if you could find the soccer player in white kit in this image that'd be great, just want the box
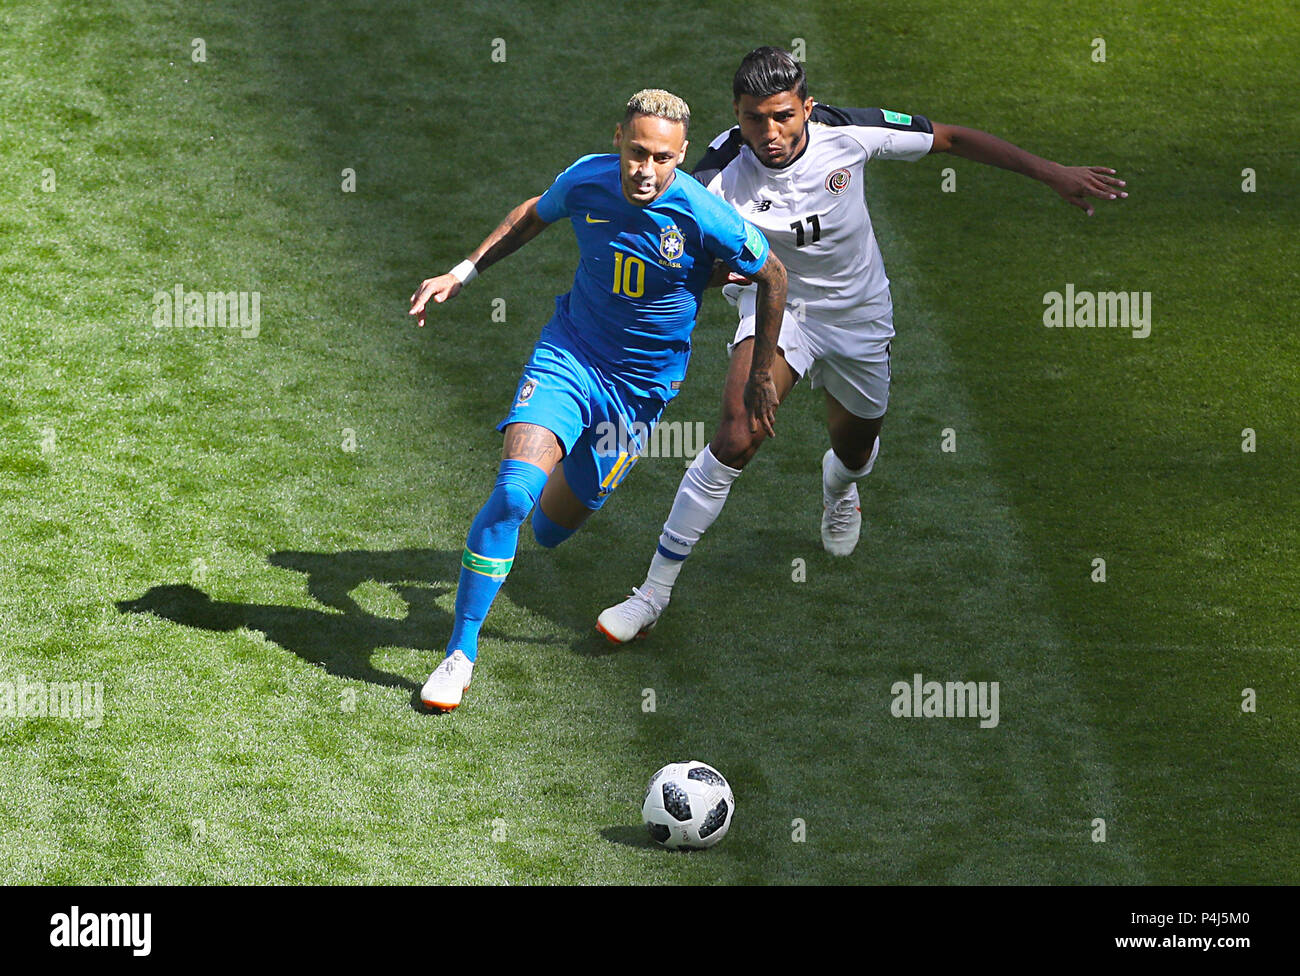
[597,47,1127,642]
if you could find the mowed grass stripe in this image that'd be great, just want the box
[810,1,1146,880]
[0,0,613,884]
[823,0,1299,881]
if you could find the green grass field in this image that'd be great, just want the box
[1,0,1296,884]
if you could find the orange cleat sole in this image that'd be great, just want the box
[595,621,652,644]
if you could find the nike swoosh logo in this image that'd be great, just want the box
[585,214,611,223]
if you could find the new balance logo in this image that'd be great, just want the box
[751,200,773,212]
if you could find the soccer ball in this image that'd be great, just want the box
[641,760,734,850]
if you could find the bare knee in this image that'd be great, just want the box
[826,402,884,470]
[710,417,765,469]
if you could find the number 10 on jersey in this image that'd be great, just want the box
[612,251,645,297]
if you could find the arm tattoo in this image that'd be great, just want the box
[749,254,787,376]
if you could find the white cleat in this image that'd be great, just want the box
[421,649,474,711]
[821,449,862,556]
[596,586,665,644]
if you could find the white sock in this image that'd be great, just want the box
[824,437,880,494]
[642,445,742,604]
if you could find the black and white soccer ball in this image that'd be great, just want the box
[642,761,734,850]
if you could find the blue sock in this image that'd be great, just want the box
[531,505,578,549]
[447,459,549,662]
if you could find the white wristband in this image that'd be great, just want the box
[449,259,478,285]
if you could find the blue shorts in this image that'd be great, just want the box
[496,325,667,510]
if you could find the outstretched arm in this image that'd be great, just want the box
[930,123,1127,217]
[409,196,551,326]
[742,252,788,438]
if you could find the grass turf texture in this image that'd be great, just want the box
[0,0,1295,883]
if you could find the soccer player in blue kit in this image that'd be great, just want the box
[408,89,787,710]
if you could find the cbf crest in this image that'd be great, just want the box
[515,377,537,407]
[658,224,685,262]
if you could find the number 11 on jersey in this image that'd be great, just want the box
[790,214,822,247]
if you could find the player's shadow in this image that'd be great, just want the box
[115,548,572,705]
[601,825,657,849]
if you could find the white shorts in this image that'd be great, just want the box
[725,285,893,420]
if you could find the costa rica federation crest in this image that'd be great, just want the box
[825,168,852,195]
[658,225,685,261]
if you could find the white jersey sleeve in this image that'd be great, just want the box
[808,104,935,160]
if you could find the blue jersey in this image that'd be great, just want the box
[534,154,769,401]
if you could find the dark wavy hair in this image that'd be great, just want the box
[733,46,807,101]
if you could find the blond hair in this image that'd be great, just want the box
[623,88,690,136]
